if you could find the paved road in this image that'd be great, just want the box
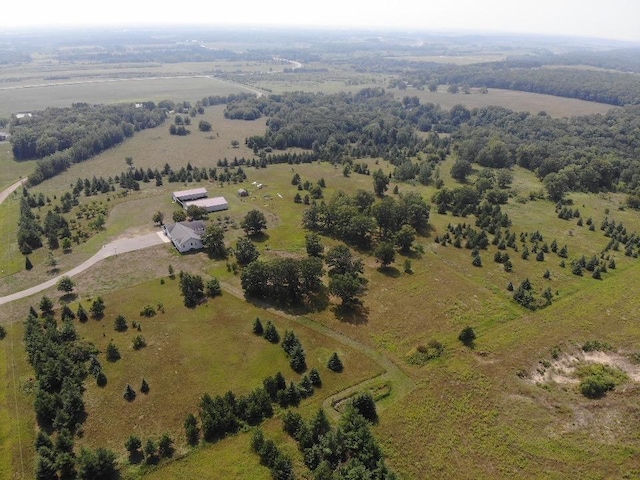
[0,232,169,306]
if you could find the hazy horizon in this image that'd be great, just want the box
[2,0,640,43]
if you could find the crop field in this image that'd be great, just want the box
[395,86,616,117]
[0,77,258,118]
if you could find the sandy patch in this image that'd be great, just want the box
[529,349,640,385]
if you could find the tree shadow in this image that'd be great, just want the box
[462,340,476,350]
[417,223,435,238]
[128,451,144,465]
[332,302,369,325]
[60,293,77,303]
[377,266,400,278]
[250,232,270,243]
[307,290,330,312]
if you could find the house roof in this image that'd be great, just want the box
[165,220,205,249]
[172,187,208,199]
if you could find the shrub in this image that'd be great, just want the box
[132,335,147,350]
[114,315,127,332]
[140,304,156,317]
[458,326,476,346]
[577,364,626,399]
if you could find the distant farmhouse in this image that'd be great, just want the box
[163,220,206,253]
[0,132,7,142]
[172,187,228,213]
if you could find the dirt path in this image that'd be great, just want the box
[0,178,27,204]
[219,280,415,419]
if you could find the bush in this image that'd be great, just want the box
[140,304,156,317]
[458,326,476,346]
[577,363,626,398]
[132,335,146,350]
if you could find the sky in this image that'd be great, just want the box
[2,0,640,43]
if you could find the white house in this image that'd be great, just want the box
[163,220,206,253]
[184,196,228,213]
[172,187,208,204]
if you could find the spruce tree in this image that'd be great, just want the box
[327,352,344,372]
[253,317,263,335]
[123,384,136,401]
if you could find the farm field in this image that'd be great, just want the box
[393,86,616,117]
[0,77,260,118]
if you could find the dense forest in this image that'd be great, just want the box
[227,90,640,200]
[9,103,167,185]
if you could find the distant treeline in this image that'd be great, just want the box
[411,64,640,106]
[227,88,640,198]
[506,48,640,74]
[8,103,167,185]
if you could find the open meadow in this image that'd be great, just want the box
[2,39,640,479]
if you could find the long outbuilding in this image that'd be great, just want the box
[172,187,208,204]
[184,196,229,213]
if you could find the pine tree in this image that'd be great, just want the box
[123,384,136,401]
[140,378,149,393]
[253,317,263,335]
[25,256,33,270]
[327,352,343,372]
[77,304,88,322]
[309,368,322,387]
[263,321,280,343]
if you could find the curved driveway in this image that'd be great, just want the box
[0,232,169,306]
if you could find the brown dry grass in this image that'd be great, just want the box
[394,85,616,117]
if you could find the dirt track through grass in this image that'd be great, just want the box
[219,280,415,420]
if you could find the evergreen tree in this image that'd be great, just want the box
[140,378,149,393]
[351,392,378,423]
[123,384,136,401]
[309,368,322,387]
[328,352,344,372]
[253,317,264,335]
[25,256,33,270]
[264,321,280,343]
[184,413,200,446]
[77,304,88,322]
